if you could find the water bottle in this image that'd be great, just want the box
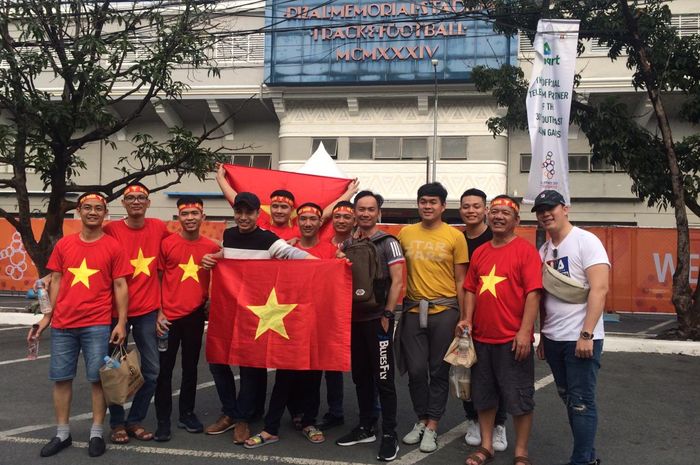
[27,324,40,360]
[36,280,52,314]
[158,320,169,352]
[103,355,121,369]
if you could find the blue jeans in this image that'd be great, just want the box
[49,325,110,383]
[109,310,160,428]
[542,336,603,465]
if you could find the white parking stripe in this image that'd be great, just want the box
[0,325,29,331]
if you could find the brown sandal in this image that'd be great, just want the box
[125,424,154,441]
[110,426,129,444]
[465,446,494,465]
[514,457,532,465]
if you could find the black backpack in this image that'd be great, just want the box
[344,233,395,310]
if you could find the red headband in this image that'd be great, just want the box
[124,185,149,196]
[297,206,321,217]
[178,203,203,212]
[490,198,520,213]
[333,206,354,215]
[270,195,294,207]
[78,194,107,206]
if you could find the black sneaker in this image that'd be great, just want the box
[40,435,72,457]
[336,425,376,446]
[88,436,106,457]
[177,412,204,433]
[317,413,345,431]
[377,433,399,462]
[154,421,172,442]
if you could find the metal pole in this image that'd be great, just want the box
[431,59,439,183]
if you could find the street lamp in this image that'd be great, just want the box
[431,58,439,183]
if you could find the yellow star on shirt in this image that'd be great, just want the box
[479,264,507,298]
[130,248,155,278]
[179,255,201,283]
[68,258,100,288]
[246,288,298,340]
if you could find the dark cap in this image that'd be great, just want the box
[233,192,260,210]
[531,190,566,212]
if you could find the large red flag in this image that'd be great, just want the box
[206,259,352,371]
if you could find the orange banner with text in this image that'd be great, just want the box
[1,219,697,313]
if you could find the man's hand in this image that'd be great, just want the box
[381,316,390,333]
[201,251,221,270]
[110,322,127,345]
[455,319,472,337]
[575,338,594,359]
[28,315,51,342]
[286,237,300,246]
[156,311,171,337]
[511,329,531,361]
[536,341,546,360]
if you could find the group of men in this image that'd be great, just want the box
[30,170,610,465]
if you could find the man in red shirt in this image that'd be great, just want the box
[31,192,130,458]
[153,197,220,442]
[103,182,170,443]
[458,195,542,465]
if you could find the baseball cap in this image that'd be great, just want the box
[531,190,566,212]
[233,192,260,210]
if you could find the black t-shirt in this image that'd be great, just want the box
[464,226,493,260]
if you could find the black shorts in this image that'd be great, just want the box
[471,341,535,416]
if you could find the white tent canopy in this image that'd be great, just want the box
[296,142,349,179]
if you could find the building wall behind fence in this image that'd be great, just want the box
[2,220,697,314]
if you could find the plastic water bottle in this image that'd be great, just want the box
[36,280,52,314]
[103,355,121,369]
[27,324,40,360]
[158,321,169,352]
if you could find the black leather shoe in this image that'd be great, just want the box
[40,435,72,457]
[88,436,106,457]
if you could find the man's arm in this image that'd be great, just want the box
[31,272,61,341]
[110,277,129,345]
[513,290,540,361]
[456,290,476,336]
[269,239,313,260]
[380,262,405,332]
[576,263,610,358]
[321,179,359,223]
[201,249,223,270]
[454,262,467,321]
[216,163,237,206]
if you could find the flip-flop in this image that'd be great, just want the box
[302,425,325,444]
[243,433,280,449]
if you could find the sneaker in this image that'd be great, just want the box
[464,419,481,446]
[154,421,171,442]
[336,425,377,446]
[402,422,425,445]
[317,413,345,431]
[493,424,507,452]
[87,436,106,457]
[205,415,235,435]
[418,427,437,453]
[377,433,399,462]
[177,412,204,433]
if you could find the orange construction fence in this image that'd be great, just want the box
[1,219,698,314]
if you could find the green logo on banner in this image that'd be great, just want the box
[542,41,561,65]
[543,42,552,55]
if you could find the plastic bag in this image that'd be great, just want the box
[444,328,477,368]
[449,365,471,400]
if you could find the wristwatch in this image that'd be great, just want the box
[382,310,395,320]
[579,331,594,340]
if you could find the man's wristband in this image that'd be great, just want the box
[382,310,395,320]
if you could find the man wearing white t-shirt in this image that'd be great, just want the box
[532,190,610,465]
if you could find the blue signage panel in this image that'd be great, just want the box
[264,0,516,86]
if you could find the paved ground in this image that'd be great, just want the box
[0,319,698,465]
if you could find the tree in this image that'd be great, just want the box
[0,0,230,276]
[467,0,700,339]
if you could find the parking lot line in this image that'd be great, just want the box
[0,354,50,365]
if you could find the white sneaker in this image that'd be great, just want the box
[419,427,438,453]
[493,424,508,452]
[402,423,425,445]
[464,419,481,446]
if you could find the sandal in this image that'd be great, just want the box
[110,426,129,444]
[243,433,279,449]
[302,425,325,444]
[465,446,494,465]
[125,424,154,441]
[514,456,532,465]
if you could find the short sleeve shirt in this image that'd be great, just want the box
[47,234,131,329]
[398,222,468,313]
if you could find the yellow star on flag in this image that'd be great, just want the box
[68,258,100,288]
[130,248,155,278]
[246,288,297,340]
[479,264,507,298]
[260,205,297,226]
[179,255,201,283]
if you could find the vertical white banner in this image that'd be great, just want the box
[524,19,580,205]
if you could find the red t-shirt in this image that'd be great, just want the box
[47,234,131,329]
[319,223,335,243]
[103,218,170,317]
[296,240,338,259]
[160,234,221,321]
[258,216,298,241]
[463,237,543,344]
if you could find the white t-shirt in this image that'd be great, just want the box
[539,227,610,341]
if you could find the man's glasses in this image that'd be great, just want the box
[124,195,148,203]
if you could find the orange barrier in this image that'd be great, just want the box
[1,220,697,313]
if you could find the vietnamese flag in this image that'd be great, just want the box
[206,259,352,371]
[221,164,352,226]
